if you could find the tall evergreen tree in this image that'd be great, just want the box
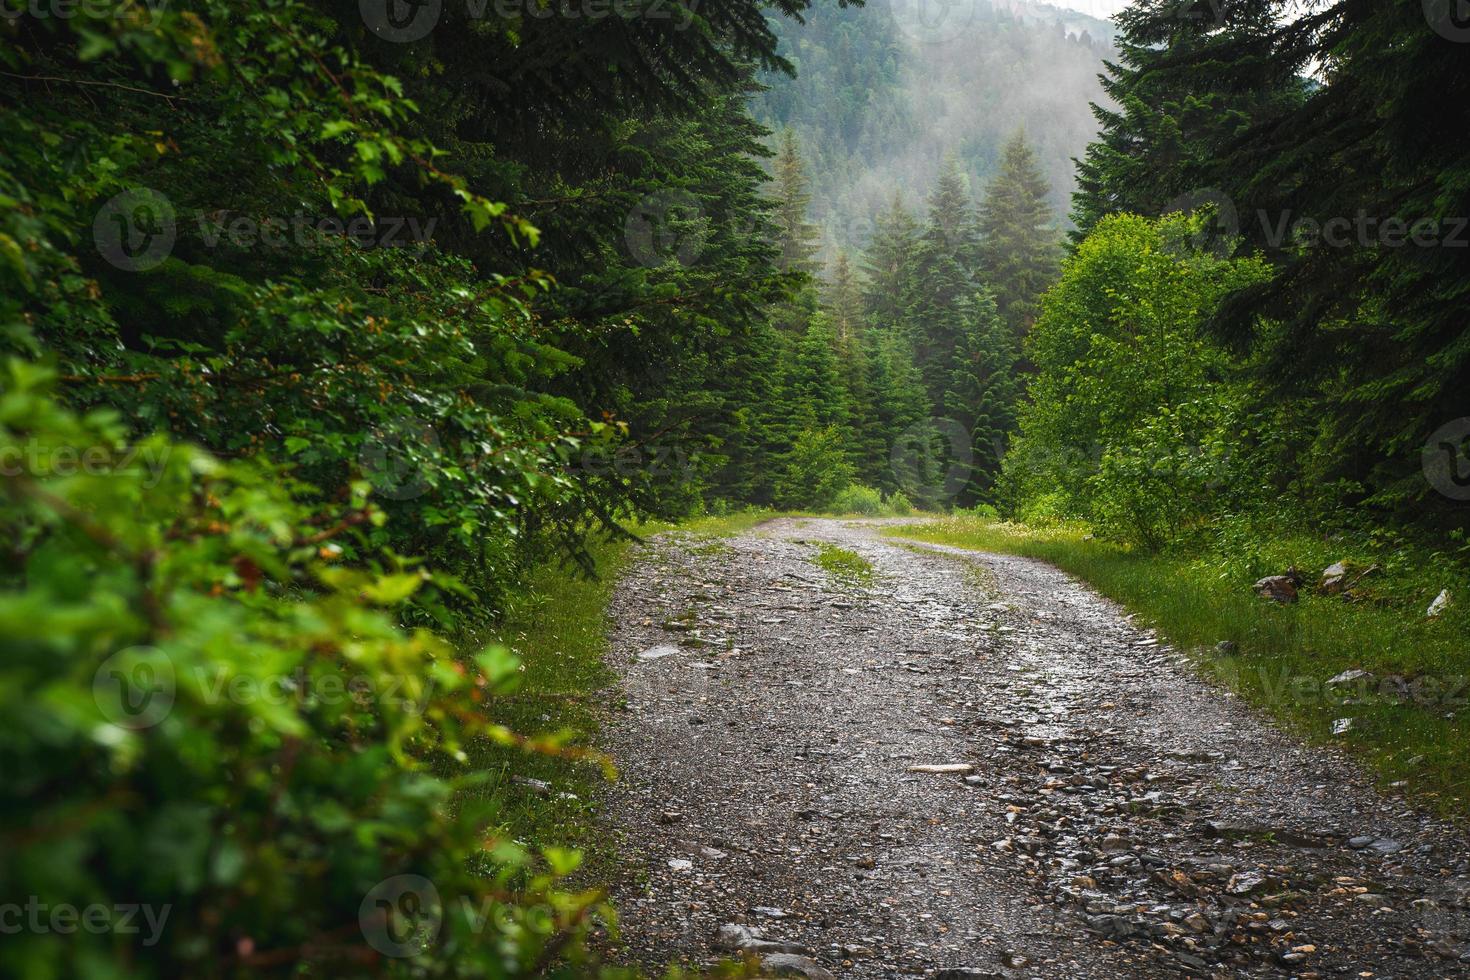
[1200,0,1470,521]
[943,290,1022,503]
[771,128,824,275]
[978,131,1060,334]
[862,192,922,331]
[922,155,982,271]
[1068,0,1306,242]
[866,329,930,496]
[824,250,866,345]
[909,159,982,405]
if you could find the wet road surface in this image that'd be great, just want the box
[600,518,1470,978]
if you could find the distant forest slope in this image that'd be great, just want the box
[750,0,1116,255]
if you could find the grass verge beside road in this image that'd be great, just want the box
[885,516,1470,819]
[462,511,777,876]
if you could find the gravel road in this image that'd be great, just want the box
[599,518,1470,978]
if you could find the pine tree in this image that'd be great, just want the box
[922,155,981,273]
[824,250,865,345]
[1069,0,1305,242]
[942,290,1022,503]
[771,128,823,276]
[1196,0,1470,519]
[977,130,1059,335]
[866,329,929,496]
[909,158,981,407]
[861,192,921,332]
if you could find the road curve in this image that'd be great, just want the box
[599,518,1470,978]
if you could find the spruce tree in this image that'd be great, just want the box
[771,128,824,276]
[867,329,930,496]
[922,155,982,273]
[978,131,1059,335]
[942,290,1022,503]
[824,251,866,345]
[862,192,922,332]
[1069,0,1305,242]
[909,158,982,407]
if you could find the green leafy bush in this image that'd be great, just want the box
[829,484,884,515]
[885,491,914,516]
[1003,213,1270,549]
[0,364,613,978]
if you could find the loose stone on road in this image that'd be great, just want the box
[601,518,1470,977]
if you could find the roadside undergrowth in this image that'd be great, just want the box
[461,511,778,879]
[885,516,1470,819]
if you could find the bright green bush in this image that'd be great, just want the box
[1003,213,1270,549]
[830,484,884,515]
[0,364,614,978]
[885,490,915,516]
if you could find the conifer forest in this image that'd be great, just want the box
[2,0,1469,976]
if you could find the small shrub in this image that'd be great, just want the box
[830,484,885,515]
[885,491,915,516]
[1017,490,1071,528]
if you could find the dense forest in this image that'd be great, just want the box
[750,0,1115,256]
[2,0,1468,975]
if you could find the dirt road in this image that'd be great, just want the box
[600,518,1470,978]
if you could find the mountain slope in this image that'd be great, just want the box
[750,0,1116,257]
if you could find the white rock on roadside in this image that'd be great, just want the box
[638,644,681,660]
[906,763,975,775]
[1326,669,1373,687]
[759,953,835,979]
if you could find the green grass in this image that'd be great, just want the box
[458,510,778,875]
[885,516,1470,818]
[810,542,875,586]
